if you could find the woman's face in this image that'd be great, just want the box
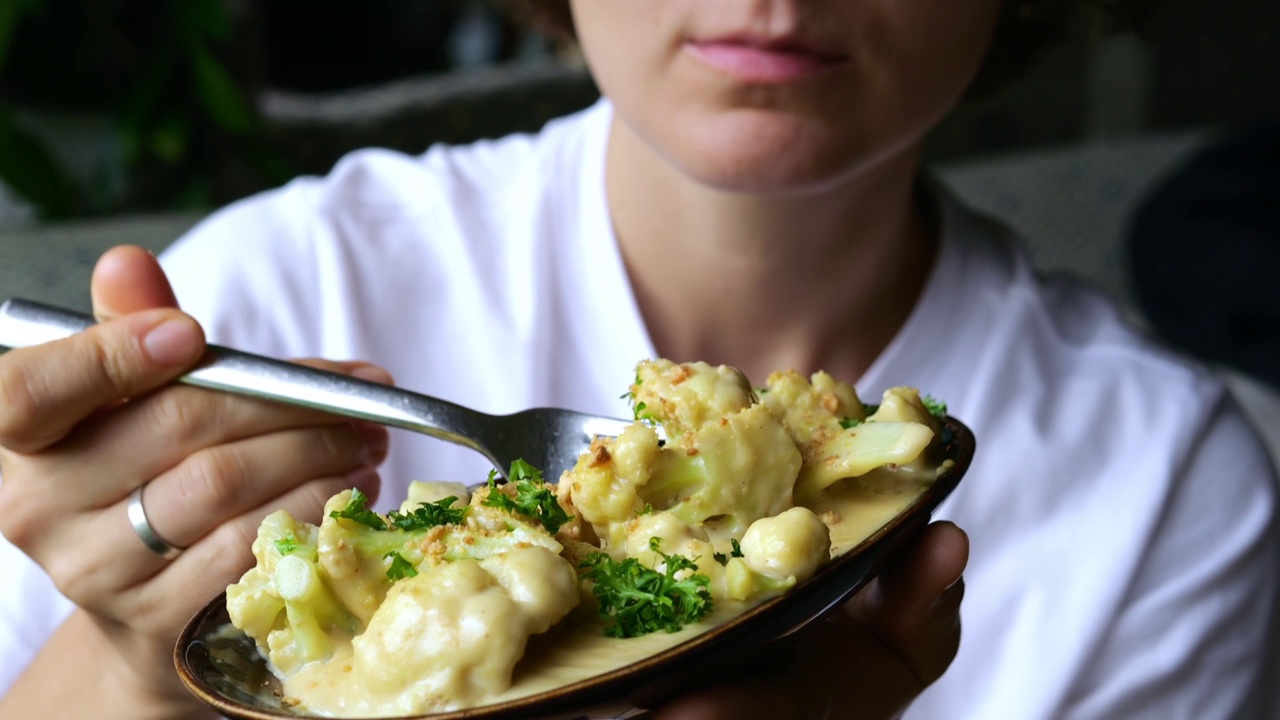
[570,0,1002,193]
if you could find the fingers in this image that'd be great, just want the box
[141,421,388,550]
[122,473,383,632]
[22,416,388,613]
[871,520,969,617]
[649,610,884,720]
[48,359,393,506]
[0,309,205,453]
[0,353,394,619]
[649,660,807,720]
[0,246,196,453]
[90,245,180,320]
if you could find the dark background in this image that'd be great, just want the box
[0,0,1277,222]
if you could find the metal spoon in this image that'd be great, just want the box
[0,298,634,481]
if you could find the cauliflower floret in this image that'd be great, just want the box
[401,480,471,511]
[760,369,866,450]
[629,359,755,435]
[622,510,713,561]
[869,386,948,468]
[795,421,935,498]
[266,554,359,673]
[347,547,578,714]
[231,479,571,684]
[563,403,801,547]
[316,491,396,624]
[787,386,950,499]
[720,508,830,603]
[559,424,662,544]
[621,511,728,592]
[226,510,358,672]
[738,507,831,583]
[566,360,803,547]
[656,404,802,540]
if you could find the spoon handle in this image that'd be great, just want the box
[0,298,493,458]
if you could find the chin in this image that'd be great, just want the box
[662,108,893,195]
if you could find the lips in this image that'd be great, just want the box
[685,34,848,83]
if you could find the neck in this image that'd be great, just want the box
[606,114,936,385]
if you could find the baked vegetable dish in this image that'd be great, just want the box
[225,358,953,717]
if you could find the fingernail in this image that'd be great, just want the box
[929,576,964,612]
[143,317,202,366]
[357,424,390,463]
[352,365,393,384]
[346,467,381,497]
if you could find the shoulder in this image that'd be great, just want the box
[933,186,1276,580]
[167,100,604,261]
[944,191,1225,418]
[922,195,1280,718]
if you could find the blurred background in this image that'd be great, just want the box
[0,0,1276,225]
[0,0,1277,458]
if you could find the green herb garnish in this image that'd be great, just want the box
[838,417,863,429]
[580,537,713,638]
[383,551,418,581]
[714,538,744,565]
[274,532,298,556]
[329,488,387,530]
[922,394,948,418]
[483,460,574,534]
[387,496,467,531]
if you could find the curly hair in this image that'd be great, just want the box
[493,0,1161,101]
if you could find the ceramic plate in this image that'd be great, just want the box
[176,417,974,720]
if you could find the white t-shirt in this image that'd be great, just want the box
[1,100,1276,719]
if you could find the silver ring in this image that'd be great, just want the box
[127,484,184,560]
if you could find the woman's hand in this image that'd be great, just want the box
[0,246,391,718]
[653,521,968,720]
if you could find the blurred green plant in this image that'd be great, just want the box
[0,0,288,219]
[0,0,74,217]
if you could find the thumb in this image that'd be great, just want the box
[90,245,181,321]
[848,520,969,684]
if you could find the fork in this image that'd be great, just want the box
[0,298,636,483]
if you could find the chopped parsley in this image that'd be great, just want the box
[387,496,467,531]
[712,538,744,566]
[838,417,863,429]
[274,532,299,556]
[580,537,713,638]
[329,488,387,530]
[632,400,658,424]
[483,460,574,534]
[922,394,948,418]
[383,551,418,581]
[623,371,658,423]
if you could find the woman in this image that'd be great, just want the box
[1,1,1276,718]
